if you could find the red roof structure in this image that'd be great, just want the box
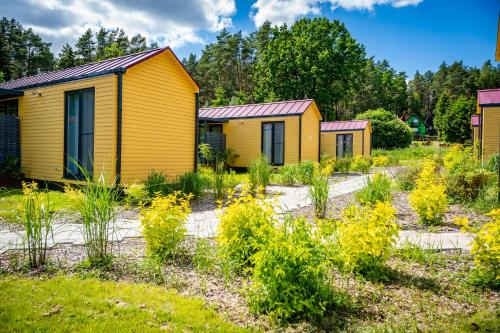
[0,47,197,91]
[478,88,500,106]
[471,114,480,127]
[321,120,369,132]
[199,99,314,120]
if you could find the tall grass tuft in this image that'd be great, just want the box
[178,171,205,198]
[213,159,226,200]
[66,166,119,267]
[309,169,329,219]
[356,172,392,205]
[21,182,54,268]
[249,155,272,192]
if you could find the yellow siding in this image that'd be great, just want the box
[300,104,321,162]
[223,116,300,167]
[18,75,117,183]
[481,106,500,161]
[121,49,198,183]
[363,124,372,155]
[320,129,369,158]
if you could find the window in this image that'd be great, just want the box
[64,88,94,179]
[0,99,18,116]
[262,121,284,165]
[336,134,353,158]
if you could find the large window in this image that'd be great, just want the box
[262,121,284,165]
[64,88,94,179]
[0,99,18,116]
[336,134,353,158]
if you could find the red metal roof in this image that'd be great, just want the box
[0,47,195,90]
[478,88,500,105]
[321,120,369,132]
[471,114,480,126]
[199,99,314,120]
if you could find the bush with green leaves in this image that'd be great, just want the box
[334,157,352,173]
[193,238,217,275]
[247,216,338,323]
[178,171,206,198]
[139,192,190,261]
[435,95,476,143]
[355,109,412,149]
[484,154,499,173]
[395,165,422,191]
[249,155,272,191]
[21,182,54,268]
[217,187,275,273]
[274,164,298,186]
[144,171,171,197]
[309,168,329,219]
[356,172,392,205]
[296,161,315,185]
[124,183,148,206]
[351,156,371,174]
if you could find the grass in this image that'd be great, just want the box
[373,143,448,165]
[0,275,254,333]
[0,187,74,224]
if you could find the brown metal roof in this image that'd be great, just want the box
[199,99,314,120]
[321,120,369,132]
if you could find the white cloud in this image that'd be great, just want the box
[1,0,236,52]
[251,0,423,27]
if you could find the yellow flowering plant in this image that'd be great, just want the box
[372,155,390,167]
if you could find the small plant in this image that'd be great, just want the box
[484,154,499,173]
[20,182,54,268]
[356,172,392,205]
[213,160,226,200]
[198,143,213,165]
[275,164,298,186]
[334,157,352,173]
[144,171,170,197]
[333,202,399,274]
[372,155,390,167]
[309,167,329,219]
[139,192,191,261]
[395,164,422,191]
[217,186,275,273]
[351,156,371,174]
[455,212,500,290]
[247,216,338,323]
[178,171,205,198]
[296,161,315,185]
[193,238,217,275]
[409,160,448,225]
[124,183,148,206]
[249,155,272,192]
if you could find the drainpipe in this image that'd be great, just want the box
[194,93,199,172]
[115,69,125,185]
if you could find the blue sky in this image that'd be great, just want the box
[2,0,498,77]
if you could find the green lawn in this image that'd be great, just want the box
[0,275,254,333]
[373,143,449,165]
[0,188,74,223]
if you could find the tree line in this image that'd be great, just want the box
[1,17,499,143]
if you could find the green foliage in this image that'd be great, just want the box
[351,156,371,173]
[274,164,298,186]
[484,154,499,173]
[333,202,399,274]
[178,171,205,198]
[20,182,54,268]
[248,156,272,191]
[472,181,499,213]
[211,86,230,106]
[139,193,190,261]
[212,161,226,200]
[124,183,148,206]
[409,160,448,225]
[193,239,217,275]
[334,157,352,173]
[309,169,329,219]
[247,216,338,323]
[372,145,448,164]
[356,109,412,149]
[144,171,171,197]
[356,173,392,205]
[296,161,315,185]
[217,188,275,273]
[198,143,213,164]
[371,155,390,167]
[395,165,422,191]
[435,95,476,143]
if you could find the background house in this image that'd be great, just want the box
[476,89,500,161]
[199,100,322,167]
[401,114,426,139]
[320,120,371,158]
[0,47,199,185]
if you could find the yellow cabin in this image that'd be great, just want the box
[199,100,322,167]
[476,89,500,161]
[0,47,199,185]
[320,120,372,158]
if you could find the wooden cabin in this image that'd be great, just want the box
[0,47,199,184]
[476,89,500,161]
[199,100,322,167]
[402,114,426,139]
[320,120,372,158]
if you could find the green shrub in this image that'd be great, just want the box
[193,238,217,275]
[198,143,213,165]
[472,181,499,213]
[333,202,399,274]
[355,109,412,149]
[217,188,275,273]
[139,192,190,261]
[484,154,499,173]
[144,171,171,197]
[213,161,226,200]
[124,183,148,206]
[275,164,298,186]
[395,165,422,191]
[356,173,392,205]
[248,216,338,323]
[372,155,389,167]
[249,156,272,191]
[296,161,315,185]
[351,156,371,174]
[309,169,329,219]
[178,172,205,198]
[334,157,352,173]
[21,182,54,268]
[409,160,448,225]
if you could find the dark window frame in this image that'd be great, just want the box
[261,121,285,166]
[336,133,353,158]
[208,124,223,133]
[63,87,95,180]
[0,99,19,116]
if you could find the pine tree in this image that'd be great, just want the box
[75,28,95,64]
[58,43,76,69]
